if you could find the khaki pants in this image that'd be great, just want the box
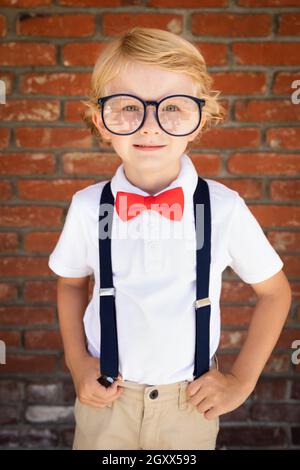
[73,357,219,450]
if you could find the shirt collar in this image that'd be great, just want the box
[110,153,199,202]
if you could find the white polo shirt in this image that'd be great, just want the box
[48,153,284,385]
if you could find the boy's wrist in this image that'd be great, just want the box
[227,370,257,394]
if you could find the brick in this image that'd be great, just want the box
[18,179,95,201]
[252,379,288,400]
[0,153,54,175]
[201,128,260,149]
[0,72,13,95]
[17,13,95,37]
[291,427,300,446]
[59,0,123,5]
[24,232,60,253]
[149,0,227,5]
[24,280,57,302]
[291,281,300,301]
[270,180,300,201]
[103,13,183,36]
[0,256,50,276]
[217,426,287,447]
[0,206,63,228]
[192,13,271,37]
[194,43,228,66]
[0,406,21,425]
[220,404,250,422]
[273,72,300,95]
[0,99,60,122]
[267,128,300,150]
[21,72,90,95]
[15,127,92,149]
[0,233,18,253]
[212,72,267,95]
[264,353,291,373]
[249,204,300,228]
[0,380,24,402]
[278,14,300,36]
[61,428,75,448]
[221,281,256,302]
[190,154,221,176]
[25,405,74,423]
[0,306,55,325]
[275,328,300,348]
[291,381,300,400]
[234,100,300,122]
[62,152,120,175]
[0,128,10,148]
[0,330,21,348]
[252,404,300,423]
[27,382,61,403]
[228,153,300,175]
[0,180,12,200]
[0,43,56,66]
[3,354,56,373]
[0,283,17,301]
[220,306,253,326]
[220,330,247,349]
[64,100,89,122]
[0,429,19,448]
[233,43,300,66]
[280,255,300,277]
[0,15,7,37]
[268,231,300,252]
[62,42,106,66]
[238,0,299,5]
[61,380,76,403]
[20,428,59,448]
[217,178,263,199]
[25,330,62,349]
[1,0,52,5]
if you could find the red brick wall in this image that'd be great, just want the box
[0,0,299,450]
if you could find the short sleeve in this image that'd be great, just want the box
[48,194,93,278]
[227,195,284,284]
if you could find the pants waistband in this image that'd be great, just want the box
[114,355,218,410]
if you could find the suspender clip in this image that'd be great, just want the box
[195,297,211,309]
[99,287,116,296]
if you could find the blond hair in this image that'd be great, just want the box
[81,27,226,155]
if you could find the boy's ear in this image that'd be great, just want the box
[92,111,111,141]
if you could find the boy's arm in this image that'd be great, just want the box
[57,276,91,371]
[187,269,292,419]
[57,276,123,408]
[229,269,292,390]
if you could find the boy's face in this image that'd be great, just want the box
[92,61,206,173]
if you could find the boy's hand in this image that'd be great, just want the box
[71,354,124,409]
[186,369,254,420]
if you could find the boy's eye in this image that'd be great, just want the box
[123,105,140,112]
[163,104,179,112]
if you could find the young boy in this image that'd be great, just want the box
[48,27,292,450]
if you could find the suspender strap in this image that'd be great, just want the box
[98,182,119,380]
[193,177,212,379]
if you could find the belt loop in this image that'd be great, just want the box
[178,382,188,410]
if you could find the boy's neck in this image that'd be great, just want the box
[123,161,181,196]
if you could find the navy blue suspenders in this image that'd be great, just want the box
[97,177,211,388]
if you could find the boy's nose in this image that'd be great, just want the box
[140,105,162,134]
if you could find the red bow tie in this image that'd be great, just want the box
[115,187,184,221]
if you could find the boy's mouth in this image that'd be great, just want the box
[133,144,167,150]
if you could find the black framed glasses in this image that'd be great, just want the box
[97,93,205,137]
